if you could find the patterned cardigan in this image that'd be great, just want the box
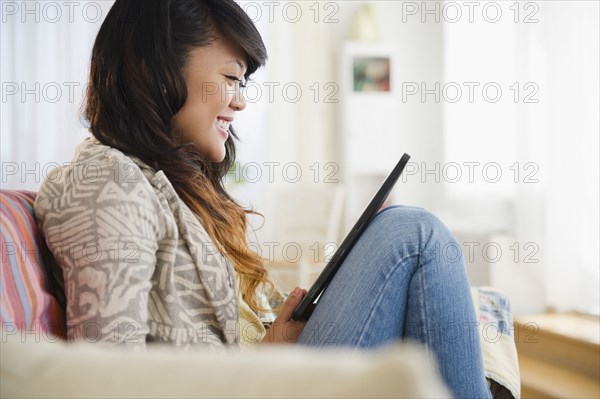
[34,137,282,350]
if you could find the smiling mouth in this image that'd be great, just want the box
[216,119,230,140]
[216,119,231,131]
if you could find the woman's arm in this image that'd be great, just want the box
[35,154,165,349]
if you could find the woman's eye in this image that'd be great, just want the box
[225,75,247,89]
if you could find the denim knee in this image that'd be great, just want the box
[370,205,458,259]
[373,205,445,232]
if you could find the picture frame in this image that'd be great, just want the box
[353,56,391,92]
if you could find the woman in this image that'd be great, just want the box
[34,0,492,397]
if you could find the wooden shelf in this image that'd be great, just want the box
[515,313,600,398]
[519,354,599,399]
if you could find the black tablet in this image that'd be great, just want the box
[292,153,411,321]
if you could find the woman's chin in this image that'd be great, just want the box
[192,143,226,163]
[209,149,227,163]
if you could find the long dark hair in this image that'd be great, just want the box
[85,0,273,312]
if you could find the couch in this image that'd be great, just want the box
[0,189,518,398]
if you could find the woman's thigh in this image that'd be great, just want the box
[296,204,458,348]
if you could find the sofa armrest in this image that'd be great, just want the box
[1,331,450,398]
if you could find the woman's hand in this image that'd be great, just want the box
[260,286,307,345]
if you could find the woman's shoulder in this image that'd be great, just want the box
[73,136,158,181]
[34,136,169,221]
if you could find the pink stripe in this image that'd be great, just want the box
[1,196,33,326]
[1,190,58,333]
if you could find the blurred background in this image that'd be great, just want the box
[1,2,599,394]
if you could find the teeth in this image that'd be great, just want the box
[217,119,230,130]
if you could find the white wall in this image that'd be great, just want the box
[252,1,445,243]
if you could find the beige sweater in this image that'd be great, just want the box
[34,136,280,350]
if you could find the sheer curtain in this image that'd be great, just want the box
[443,1,599,314]
[525,2,599,314]
[1,1,114,191]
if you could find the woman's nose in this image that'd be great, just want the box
[230,89,246,111]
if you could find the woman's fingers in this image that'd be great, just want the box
[276,287,304,322]
[260,287,307,345]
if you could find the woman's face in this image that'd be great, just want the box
[172,38,247,162]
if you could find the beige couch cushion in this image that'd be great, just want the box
[1,332,450,398]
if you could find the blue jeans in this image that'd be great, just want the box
[297,205,492,399]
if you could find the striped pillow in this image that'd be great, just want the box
[1,190,66,340]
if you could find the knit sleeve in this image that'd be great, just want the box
[34,151,164,350]
[256,284,288,325]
